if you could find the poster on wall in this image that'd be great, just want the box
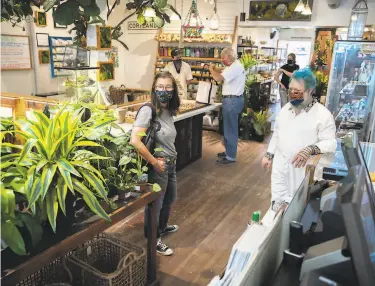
[249,1,314,21]
[1,34,32,70]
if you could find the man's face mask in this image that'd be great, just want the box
[288,89,305,106]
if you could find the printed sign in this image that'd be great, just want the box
[127,21,158,30]
[1,34,32,70]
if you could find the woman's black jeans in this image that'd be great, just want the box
[144,161,177,239]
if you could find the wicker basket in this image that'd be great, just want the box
[16,257,72,286]
[65,233,146,286]
[109,85,126,104]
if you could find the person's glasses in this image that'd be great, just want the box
[155,85,174,91]
[288,89,304,97]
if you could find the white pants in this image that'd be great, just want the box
[271,152,306,203]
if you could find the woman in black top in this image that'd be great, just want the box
[274,53,300,108]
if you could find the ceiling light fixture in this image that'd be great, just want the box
[209,0,220,30]
[143,7,156,17]
[348,0,368,41]
[294,0,305,12]
[301,1,312,15]
[170,0,180,21]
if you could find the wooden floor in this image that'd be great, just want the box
[107,131,271,286]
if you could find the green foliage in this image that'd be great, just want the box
[240,53,258,71]
[251,109,272,135]
[99,26,112,49]
[1,105,113,237]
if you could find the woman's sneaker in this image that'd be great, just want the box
[156,238,173,256]
[160,225,179,236]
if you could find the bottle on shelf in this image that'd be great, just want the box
[191,48,195,58]
[214,47,219,59]
[159,46,164,57]
[163,46,168,57]
[186,46,191,57]
[195,48,200,58]
[167,47,172,57]
[209,48,214,58]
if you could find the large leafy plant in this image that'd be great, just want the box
[251,109,272,136]
[1,106,112,234]
[1,0,180,48]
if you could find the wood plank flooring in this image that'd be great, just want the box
[107,131,271,286]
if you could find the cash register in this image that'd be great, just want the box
[300,165,375,286]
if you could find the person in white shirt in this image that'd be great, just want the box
[262,68,336,212]
[209,48,246,165]
[164,49,193,99]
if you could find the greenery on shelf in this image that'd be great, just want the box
[251,109,272,136]
[240,53,258,72]
[1,0,180,49]
[1,104,160,256]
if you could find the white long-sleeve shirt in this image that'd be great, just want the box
[268,102,337,159]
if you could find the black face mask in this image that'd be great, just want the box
[287,59,295,65]
[173,59,182,64]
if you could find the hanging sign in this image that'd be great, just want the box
[127,21,158,30]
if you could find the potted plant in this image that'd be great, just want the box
[314,71,329,102]
[239,112,252,141]
[1,106,113,239]
[251,109,272,142]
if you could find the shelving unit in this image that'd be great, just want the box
[49,36,73,78]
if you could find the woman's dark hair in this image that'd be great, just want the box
[151,71,180,116]
[288,53,296,61]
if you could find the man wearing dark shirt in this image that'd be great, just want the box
[274,53,300,108]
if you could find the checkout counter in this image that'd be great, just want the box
[209,134,375,286]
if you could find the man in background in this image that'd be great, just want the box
[209,48,246,165]
[164,48,193,99]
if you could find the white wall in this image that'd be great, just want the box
[30,8,73,94]
[1,22,36,95]
[239,0,375,28]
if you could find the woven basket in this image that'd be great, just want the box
[16,257,72,286]
[65,233,146,286]
[109,85,126,104]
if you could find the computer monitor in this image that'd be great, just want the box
[338,165,375,286]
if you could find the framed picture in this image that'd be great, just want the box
[98,61,115,81]
[96,26,112,50]
[35,11,47,27]
[1,34,32,70]
[53,7,67,28]
[38,50,50,64]
[36,33,49,47]
[249,1,314,21]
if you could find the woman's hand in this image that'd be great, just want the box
[152,158,166,173]
[292,146,314,168]
[262,157,273,170]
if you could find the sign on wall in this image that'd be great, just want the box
[1,34,32,70]
[127,21,158,30]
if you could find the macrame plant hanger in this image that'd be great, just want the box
[182,0,204,38]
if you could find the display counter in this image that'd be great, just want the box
[209,137,375,286]
[113,102,222,171]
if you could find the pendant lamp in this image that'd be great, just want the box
[143,7,156,17]
[209,0,220,30]
[170,0,180,21]
[301,1,312,15]
[348,0,368,41]
[240,0,246,22]
[294,0,305,12]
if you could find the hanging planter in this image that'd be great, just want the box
[183,0,204,38]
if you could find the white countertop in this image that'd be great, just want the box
[111,103,222,137]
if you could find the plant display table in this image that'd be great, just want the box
[1,190,162,286]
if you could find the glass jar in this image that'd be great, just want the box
[195,48,200,58]
[185,47,191,57]
[191,48,195,58]
[214,48,219,58]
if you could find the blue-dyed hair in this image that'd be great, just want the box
[291,67,317,91]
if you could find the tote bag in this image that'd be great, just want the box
[196,70,218,104]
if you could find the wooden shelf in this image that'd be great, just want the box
[157,56,222,61]
[158,40,232,45]
[156,63,224,70]
[1,190,161,286]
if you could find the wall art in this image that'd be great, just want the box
[249,1,314,21]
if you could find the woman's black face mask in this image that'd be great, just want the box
[287,59,295,65]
